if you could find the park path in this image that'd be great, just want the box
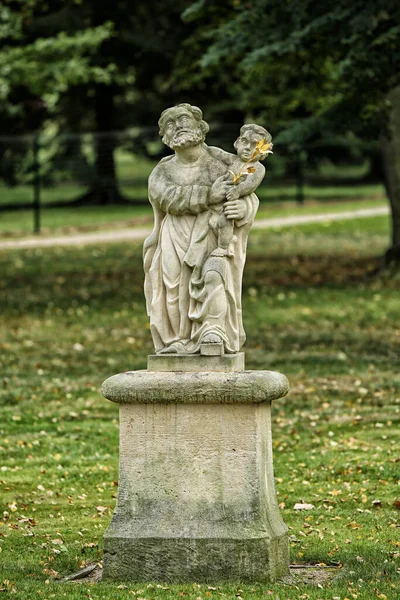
[0,206,389,250]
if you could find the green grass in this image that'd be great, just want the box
[0,153,154,207]
[0,205,153,236]
[256,197,387,220]
[0,216,399,599]
[0,197,388,237]
[0,179,384,208]
[0,146,387,237]
[257,182,384,202]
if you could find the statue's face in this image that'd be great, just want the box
[236,131,263,162]
[162,109,204,150]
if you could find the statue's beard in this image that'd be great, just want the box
[167,128,205,150]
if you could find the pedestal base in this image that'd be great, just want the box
[103,534,289,583]
[101,370,289,582]
[147,352,244,372]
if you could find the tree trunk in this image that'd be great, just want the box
[380,85,400,266]
[94,84,119,204]
[73,84,129,205]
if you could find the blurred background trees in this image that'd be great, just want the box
[180,0,400,264]
[1,0,399,263]
[0,1,112,181]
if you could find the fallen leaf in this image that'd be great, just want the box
[348,521,361,529]
[372,499,382,508]
[294,503,315,511]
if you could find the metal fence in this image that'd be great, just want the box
[0,126,382,234]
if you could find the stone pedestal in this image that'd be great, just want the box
[101,368,289,582]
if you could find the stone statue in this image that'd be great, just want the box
[143,103,272,356]
[103,109,289,582]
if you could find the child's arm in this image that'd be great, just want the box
[207,146,237,167]
[226,162,266,200]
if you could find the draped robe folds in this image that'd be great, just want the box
[143,145,259,354]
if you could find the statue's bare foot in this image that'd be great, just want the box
[202,333,223,344]
[210,247,228,257]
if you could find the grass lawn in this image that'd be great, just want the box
[0,148,386,237]
[0,197,388,238]
[0,205,154,237]
[0,216,399,599]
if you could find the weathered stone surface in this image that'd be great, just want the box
[144,103,272,356]
[102,104,287,583]
[101,369,289,404]
[200,342,224,356]
[103,535,288,583]
[147,352,245,372]
[102,375,289,582]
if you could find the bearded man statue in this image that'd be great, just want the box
[143,103,261,355]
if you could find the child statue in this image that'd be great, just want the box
[208,124,273,257]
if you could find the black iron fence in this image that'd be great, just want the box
[0,126,383,234]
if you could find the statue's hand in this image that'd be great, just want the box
[209,174,231,204]
[224,199,247,221]
[226,186,240,201]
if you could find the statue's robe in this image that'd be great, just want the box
[143,145,259,354]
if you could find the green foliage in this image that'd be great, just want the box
[185,0,400,135]
[0,26,115,99]
[0,0,199,201]
[0,1,116,190]
[0,2,113,110]
[179,1,400,249]
[0,5,23,41]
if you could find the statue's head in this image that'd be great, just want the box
[158,103,209,150]
[234,124,272,162]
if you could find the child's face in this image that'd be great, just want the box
[236,131,263,162]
